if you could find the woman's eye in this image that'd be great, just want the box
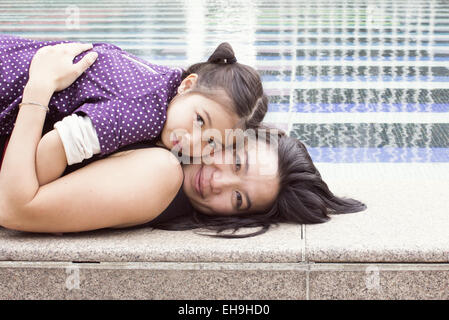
[196,114,205,127]
[235,154,241,171]
[236,191,243,208]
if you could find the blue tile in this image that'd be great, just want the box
[307,147,449,163]
[290,104,449,113]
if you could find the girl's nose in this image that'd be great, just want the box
[181,133,192,155]
[182,133,191,145]
[201,140,219,158]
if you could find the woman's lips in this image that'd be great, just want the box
[194,165,204,198]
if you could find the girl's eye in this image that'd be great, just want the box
[235,154,241,171]
[196,114,205,127]
[208,137,216,149]
[236,191,243,208]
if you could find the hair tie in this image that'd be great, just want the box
[224,57,237,64]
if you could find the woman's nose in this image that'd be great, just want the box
[210,170,238,194]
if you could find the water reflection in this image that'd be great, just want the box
[0,0,448,162]
[291,123,449,162]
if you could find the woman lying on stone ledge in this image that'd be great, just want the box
[0,43,366,239]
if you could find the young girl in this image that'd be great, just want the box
[0,34,267,175]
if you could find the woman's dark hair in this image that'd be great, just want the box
[148,125,368,238]
[179,42,268,128]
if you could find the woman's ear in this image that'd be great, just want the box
[178,73,198,94]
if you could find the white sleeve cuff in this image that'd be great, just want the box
[54,113,101,165]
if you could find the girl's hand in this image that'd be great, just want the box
[28,42,98,92]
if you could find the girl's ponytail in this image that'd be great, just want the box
[207,42,237,65]
[181,42,267,128]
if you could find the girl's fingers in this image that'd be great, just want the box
[65,42,94,56]
[52,42,93,55]
[73,51,98,76]
[58,42,97,77]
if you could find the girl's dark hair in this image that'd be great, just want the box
[148,125,368,238]
[179,42,267,128]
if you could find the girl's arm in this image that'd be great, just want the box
[37,114,102,186]
[36,129,68,185]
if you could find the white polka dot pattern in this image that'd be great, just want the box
[0,34,183,156]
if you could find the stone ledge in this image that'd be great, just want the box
[0,262,447,300]
[305,163,449,263]
[0,223,303,263]
[1,163,447,265]
[308,263,449,300]
[0,261,308,300]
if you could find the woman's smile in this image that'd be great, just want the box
[194,164,204,198]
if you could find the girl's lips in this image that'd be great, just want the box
[194,165,204,198]
[172,139,183,155]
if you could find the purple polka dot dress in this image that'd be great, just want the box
[0,34,183,156]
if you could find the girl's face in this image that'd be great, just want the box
[161,74,240,157]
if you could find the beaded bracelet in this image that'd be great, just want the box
[18,102,49,113]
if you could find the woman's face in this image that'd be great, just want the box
[182,138,280,215]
